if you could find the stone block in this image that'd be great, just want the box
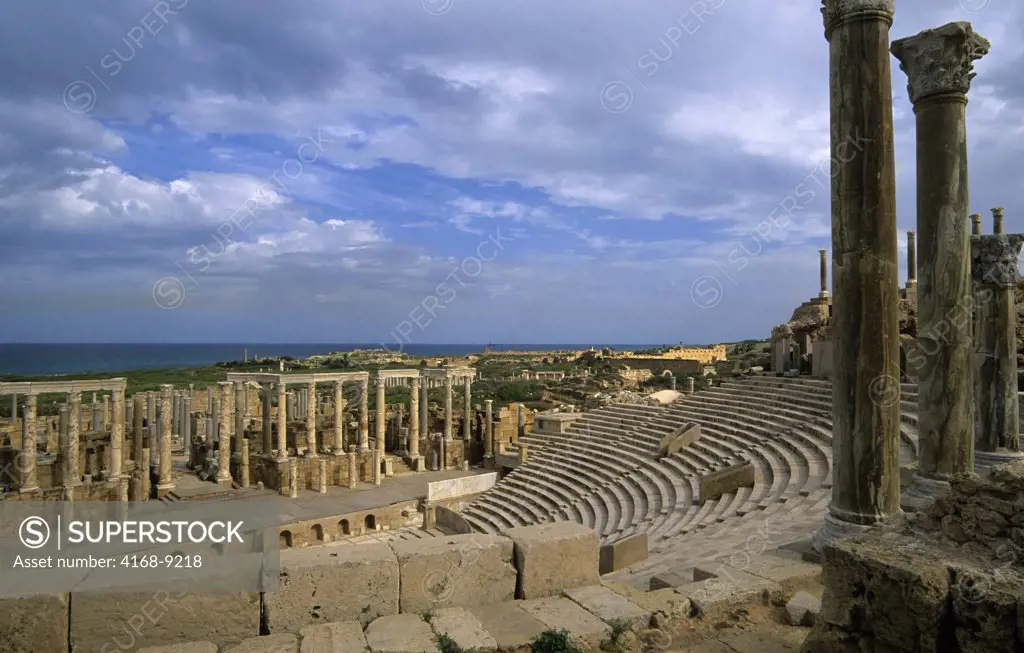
[299,621,369,653]
[624,588,692,619]
[699,461,755,504]
[784,590,820,626]
[563,584,651,630]
[0,593,69,653]
[363,613,435,653]
[469,600,548,651]
[267,543,399,633]
[648,569,696,591]
[599,532,648,574]
[70,591,259,652]
[519,596,610,647]
[138,644,218,653]
[949,564,1023,653]
[429,606,497,653]
[390,532,516,614]
[223,634,299,653]
[504,521,599,599]
[819,535,950,652]
[679,565,781,615]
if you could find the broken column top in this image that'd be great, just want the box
[821,0,895,37]
[970,233,1024,287]
[993,207,1005,234]
[891,21,991,104]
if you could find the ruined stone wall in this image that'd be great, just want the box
[279,499,421,548]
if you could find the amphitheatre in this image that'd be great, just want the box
[3,3,1024,653]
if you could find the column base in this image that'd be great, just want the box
[974,449,1024,472]
[901,475,951,513]
[19,485,39,494]
[156,483,176,497]
[215,476,233,488]
[812,512,873,553]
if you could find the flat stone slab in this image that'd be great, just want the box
[718,631,799,651]
[785,591,821,627]
[364,614,435,653]
[519,596,609,646]
[138,644,218,653]
[504,522,599,599]
[223,633,300,652]
[621,588,693,618]
[299,621,369,652]
[681,565,782,614]
[429,607,497,652]
[563,585,651,629]
[469,600,548,651]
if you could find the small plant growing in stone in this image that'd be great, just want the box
[531,629,584,653]
[422,610,434,623]
[599,618,632,653]
[435,632,476,653]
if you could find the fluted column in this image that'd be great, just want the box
[333,380,345,455]
[409,377,421,460]
[157,384,175,495]
[443,375,453,441]
[19,394,38,493]
[262,383,272,454]
[813,0,901,551]
[305,381,318,457]
[463,376,472,441]
[375,372,386,451]
[358,378,370,451]
[484,399,494,461]
[275,383,287,458]
[992,207,1004,234]
[893,21,988,509]
[66,392,81,489]
[109,388,124,484]
[972,233,1024,469]
[234,381,246,456]
[819,249,829,297]
[216,382,232,486]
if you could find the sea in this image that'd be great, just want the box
[0,343,661,377]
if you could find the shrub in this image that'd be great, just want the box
[531,629,584,653]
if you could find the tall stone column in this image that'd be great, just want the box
[484,399,494,461]
[171,391,180,438]
[517,403,526,439]
[348,450,358,488]
[234,381,246,455]
[443,375,453,441]
[66,392,81,488]
[893,21,988,509]
[813,0,901,551]
[275,383,287,458]
[109,388,124,484]
[906,230,917,290]
[686,377,695,394]
[147,391,156,441]
[132,394,145,498]
[463,377,472,441]
[819,249,830,297]
[375,372,386,452]
[19,394,38,493]
[240,437,250,487]
[102,394,110,430]
[157,385,175,496]
[359,378,370,451]
[262,383,272,454]
[183,395,191,447]
[992,207,1004,234]
[209,390,219,443]
[92,395,100,432]
[971,213,982,236]
[305,381,318,457]
[409,378,421,460]
[333,380,345,455]
[972,233,1024,469]
[318,458,327,494]
[419,379,429,442]
[216,382,233,487]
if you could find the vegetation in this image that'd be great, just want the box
[434,632,476,653]
[599,618,633,653]
[531,629,584,653]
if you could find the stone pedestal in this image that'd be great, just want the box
[814,0,901,551]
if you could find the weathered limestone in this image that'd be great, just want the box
[519,596,609,647]
[267,543,399,632]
[972,233,1024,468]
[0,594,69,653]
[971,212,982,235]
[298,621,369,653]
[504,522,599,599]
[157,384,175,496]
[992,206,1004,234]
[428,608,497,653]
[288,457,298,498]
[276,383,287,458]
[66,392,82,488]
[240,436,250,487]
[132,394,145,498]
[598,532,648,574]
[563,585,651,631]
[109,388,124,486]
[906,229,917,295]
[305,381,317,457]
[375,372,386,452]
[364,614,435,653]
[317,458,327,493]
[818,248,829,298]
[484,399,494,461]
[19,394,38,492]
[372,448,382,486]
[390,533,517,614]
[685,377,695,394]
[332,380,344,455]
[223,634,298,653]
[217,382,233,487]
[348,451,357,488]
[234,381,246,457]
[418,379,428,445]
[893,21,989,508]
[814,0,902,551]
[444,375,453,441]
[463,376,472,441]
[408,377,420,461]
[359,379,370,451]
[262,383,273,454]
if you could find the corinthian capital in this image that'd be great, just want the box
[971,234,1024,288]
[891,22,990,104]
[821,0,895,38]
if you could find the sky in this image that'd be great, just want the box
[0,0,1021,346]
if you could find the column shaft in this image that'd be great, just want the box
[443,376,453,440]
[20,395,38,491]
[375,374,386,451]
[409,378,421,458]
[262,383,273,454]
[819,249,829,296]
[276,383,287,458]
[110,388,124,481]
[66,392,81,488]
[463,377,472,441]
[216,382,232,486]
[419,380,429,442]
[484,399,494,459]
[306,381,318,456]
[359,379,370,451]
[235,381,246,455]
[333,381,345,454]
[157,385,175,494]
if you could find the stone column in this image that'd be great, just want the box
[288,457,298,498]
[333,380,345,455]
[183,395,191,449]
[813,0,901,551]
[109,388,124,484]
[305,381,318,457]
[216,382,233,487]
[409,378,421,460]
[359,378,370,451]
[171,391,180,438]
[992,207,1004,234]
[318,458,327,494]
[463,376,472,441]
[372,449,382,486]
[275,383,287,458]
[819,249,830,297]
[262,383,272,454]
[240,437,250,488]
[92,395,100,432]
[132,395,145,498]
[375,372,386,452]
[102,394,110,431]
[156,385,175,496]
[893,21,988,510]
[906,230,917,290]
[686,377,695,394]
[419,379,429,442]
[443,375,453,440]
[517,403,526,439]
[235,381,246,455]
[66,392,81,488]
[19,394,38,493]
[971,213,982,236]
[209,390,218,443]
[348,450,358,488]
[484,399,494,461]
[972,233,1024,469]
